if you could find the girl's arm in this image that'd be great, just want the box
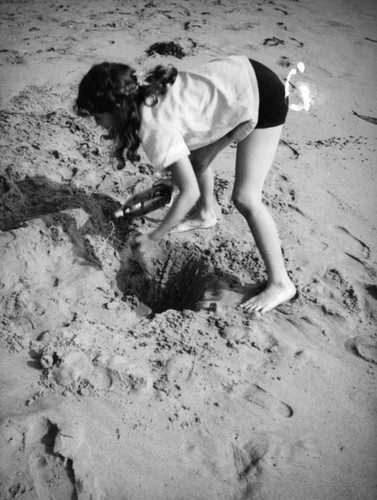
[131,156,200,252]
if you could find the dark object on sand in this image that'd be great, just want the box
[352,110,377,125]
[114,181,173,218]
[280,139,299,158]
[276,56,292,68]
[146,42,186,59]
[263,37,285,47]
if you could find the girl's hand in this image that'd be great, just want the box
[129,157,200,255]
[130,232,157,254]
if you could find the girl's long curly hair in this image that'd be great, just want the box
[75,62,178,169]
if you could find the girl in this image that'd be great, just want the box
[76,55,296,313]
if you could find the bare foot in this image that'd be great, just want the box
[171,215,217,233]
[239,280,296,314]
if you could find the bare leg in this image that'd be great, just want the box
[172,122,256,232]
[172,133,234,232]
[233,125,296,313]
[193,165,217,220]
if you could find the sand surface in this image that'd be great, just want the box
[1,0,377,499]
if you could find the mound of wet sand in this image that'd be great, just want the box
[1,0,376,499]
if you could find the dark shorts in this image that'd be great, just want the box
[249,58,288,128]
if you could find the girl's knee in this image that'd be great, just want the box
[232,191,262,215]
[190,156,207,174]
[190,151,212,175]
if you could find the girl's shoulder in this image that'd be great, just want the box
[180,55,254,89]
[180,55,257,100]
[181,54,249,75]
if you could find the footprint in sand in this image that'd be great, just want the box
[318,267,361,316]
[50,350,112,393]
[334,225,371,261]
[244,384,293,418]
[232,433,269,481]
[182,432,232,482]
[346,336,377,365]
[27,419,76,500]
[165,353,194,388]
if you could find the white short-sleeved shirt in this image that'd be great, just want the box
[139,55,259,172]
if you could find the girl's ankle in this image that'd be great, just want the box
[197,207,216,219]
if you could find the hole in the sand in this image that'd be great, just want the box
[126,256,211,314]
[149,259,210,314]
